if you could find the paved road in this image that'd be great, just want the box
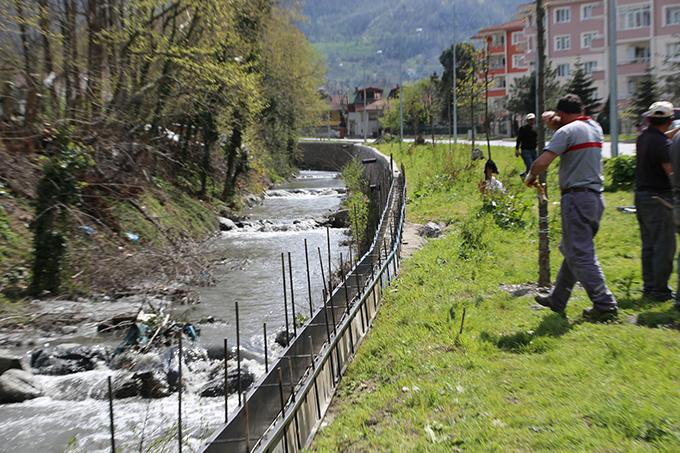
[304,137,636,158]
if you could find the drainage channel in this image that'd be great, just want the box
[201,147,406,452]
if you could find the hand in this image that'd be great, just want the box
[524,173,538,188]
[542,111,561,131]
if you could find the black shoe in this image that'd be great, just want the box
[643,292,673,302]
[534,295,565,316]
[582,306,618,322]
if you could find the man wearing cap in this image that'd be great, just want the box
[671,128,680,312]
[524,94,618,321]
[516,113,538,177]
[634,101,675,301]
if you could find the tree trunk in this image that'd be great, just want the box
[38,0,58,116]
[222,116,243,201]
[61,0,74,117]
[536,0,551,287]
[15,0,39,128]
[87,0,104,119]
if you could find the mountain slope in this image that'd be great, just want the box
[301,0,525,89]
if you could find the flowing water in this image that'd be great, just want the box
[0,171,348,452]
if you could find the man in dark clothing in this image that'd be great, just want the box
[635,101,675,301]
[671,131,680,311]
[516,113,538,177]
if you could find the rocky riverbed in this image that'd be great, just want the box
[0,170,350,452]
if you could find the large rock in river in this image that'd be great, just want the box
[0,369,42,403]
[31,344,109,376]
[0,349,25,375]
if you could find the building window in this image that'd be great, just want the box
[627,76,642,96]
[489,55,506,69]
[511,32,523,45]
[493,77,506,89]
[618,5,651,30]
[555,7,571,23]
[490,33,505,47]
[527,36,534,51]
[581,32,597,49]
[557,63,571,77]
[665,6,680,26]
[512,54,526,68]
[555,35,571,51]
[665,42,680,62]
[582,3,596,20]
[584,61,597,74]
[628,45,651,63]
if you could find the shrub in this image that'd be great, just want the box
[478,191,529,229]
[605,156,636,191]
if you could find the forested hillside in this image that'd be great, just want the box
[0,1,324,299]
[301,0,524,89]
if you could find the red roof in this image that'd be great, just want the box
[473,18,525,37]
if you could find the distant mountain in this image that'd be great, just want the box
[300,0,525,91]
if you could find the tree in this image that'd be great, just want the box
[438,42,477,123]
[380,76,442,141]
[630,69,660,118]
[596,96,611,134]
[664,40,680,103]
[506,65,561,116]
[565,61,600,115]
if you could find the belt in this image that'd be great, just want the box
[561,187,600,196]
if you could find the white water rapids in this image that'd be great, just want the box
[0,171,349,452]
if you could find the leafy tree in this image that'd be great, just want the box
[596,96,611,134]
[565,61,600,114]
[664,41,680,104]
[381,76,441,139]
[438,42,477,123]
[506,65,561,116]
[629,68,660,118]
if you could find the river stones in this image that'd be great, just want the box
[0,369,42,403]
[420,222,443,238]
[326,209,350,228]
[0,349,25,375]
[31,344,110,376]
[218,217,238,231]
[199,367,255,398]
[275,330,294,348]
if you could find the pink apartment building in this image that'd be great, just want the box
[476,0,680,133]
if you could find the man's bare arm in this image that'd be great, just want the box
[524,150,559,187]
[667,126,680,140]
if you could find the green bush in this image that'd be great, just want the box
[478,192,529,230]
[605,156,636,191]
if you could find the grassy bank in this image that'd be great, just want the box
[312,143,680,451]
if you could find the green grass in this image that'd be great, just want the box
[312,144,680,452]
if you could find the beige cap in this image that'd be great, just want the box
[645,101,674,118]
[525,113,536,120]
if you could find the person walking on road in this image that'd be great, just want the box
[516,113,538,177]
[524,94,618,321]
[634,101,675,301]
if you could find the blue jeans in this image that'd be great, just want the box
[550,191,617,310]
[635,191,675,300]
[520,149,537,174]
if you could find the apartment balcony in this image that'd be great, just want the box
[618,59,650,76]
[591,69,605,81]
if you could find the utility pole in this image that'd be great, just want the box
[536,0,551,287]
[452,0,458,146]
[607,0,619,157]
[484,37,492,160]
[363,87,368,143]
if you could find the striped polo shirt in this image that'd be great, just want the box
[545,117,604,192]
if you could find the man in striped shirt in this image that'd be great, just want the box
[525,94,618,321]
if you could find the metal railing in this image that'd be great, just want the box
[201,146,407,453]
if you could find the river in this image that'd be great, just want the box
[0,170,348,452]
